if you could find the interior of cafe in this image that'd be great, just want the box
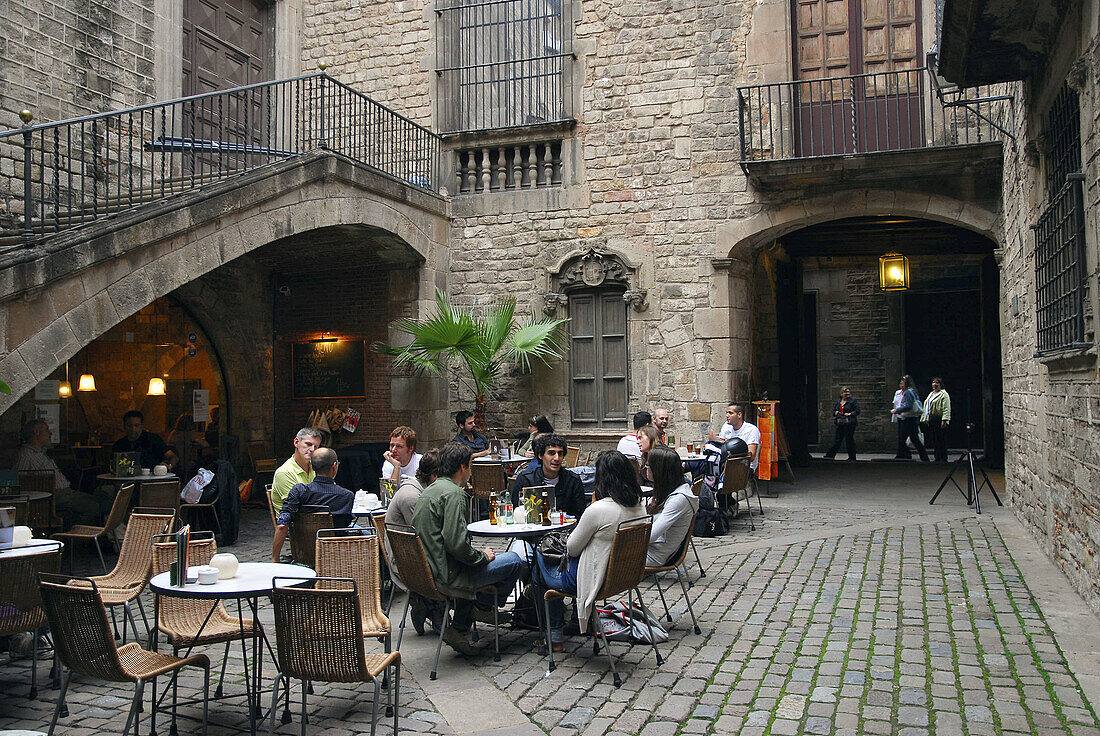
[0,298,226,484]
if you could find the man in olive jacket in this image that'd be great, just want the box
[412,441,527,654]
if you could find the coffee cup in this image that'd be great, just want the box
[141,467,151,476]
[197,566,220,585]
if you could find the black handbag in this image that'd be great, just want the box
[537,528,571,569]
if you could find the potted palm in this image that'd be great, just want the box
[375,290,568,430]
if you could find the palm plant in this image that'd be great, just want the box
[375,290,568,429]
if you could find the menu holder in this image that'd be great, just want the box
[379,478,397,504]
[169,524,195,586]
[521,485,555,519]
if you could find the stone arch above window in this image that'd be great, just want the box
[544,248,647,315]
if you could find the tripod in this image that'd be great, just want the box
[928,422,1002,514]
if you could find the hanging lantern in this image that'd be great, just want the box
[879,252,910,291]
[77,374,97,391]
[58,381,72,398]
[147,377,166,396]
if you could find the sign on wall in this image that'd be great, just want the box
[292,340,367,399]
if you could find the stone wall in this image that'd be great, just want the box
[0,0,157,221]
[998,0,1100,611]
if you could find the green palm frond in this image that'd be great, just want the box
[0,379,10,395]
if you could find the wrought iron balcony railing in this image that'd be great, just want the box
[737,65,1013,162]
[0,72,441,245]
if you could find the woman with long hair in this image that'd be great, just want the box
[891,375,929,461]
[533,450,645,651]
[517,415,554,457]
[644,446,699,567]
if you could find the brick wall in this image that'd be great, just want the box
[272,263,420,450]
[0,0,157,221]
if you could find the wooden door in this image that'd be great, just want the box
[793,0,923,155]
[182,0,271,171]
[569,291,628,426]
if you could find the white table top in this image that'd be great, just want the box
[150,561,315,598]
[473,455,528,464]
[0,491,50,502]
[352,506,387,516]
[676,453,707,461]
[98,473,178,482]
[0,539,63,558]
[468,518,576,537]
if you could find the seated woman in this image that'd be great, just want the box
[533,450,645,652]
[517,415,554,458]
[643,446,699,567]
[637,425,662,482]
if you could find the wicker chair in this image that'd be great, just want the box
[266,486,277,529]
[180,485,222,537]
[38,573,210,736]
[90,508,176,642]
[543,517,663,687]
[151,532,258,699]
[288,508,331,567]
[0,547,61,698]
[720,456,762,529]
[315,529,391,646]
[564,446,581,468]
[53,483,134,572]
[469,462,507,521]
[268,577,401,736]
[644,511,702,635]
[18,470,64,532]
[386,524,502,677]
[139,480,181,516]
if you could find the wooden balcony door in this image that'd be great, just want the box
[182,0,271,170]
[792,0,923,156]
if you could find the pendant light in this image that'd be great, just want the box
[59,361,72,398]
[147,301,166,396]
[77,373,97,391]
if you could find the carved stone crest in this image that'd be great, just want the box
[545,248,645,314]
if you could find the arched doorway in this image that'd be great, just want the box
[755,216,1003,464]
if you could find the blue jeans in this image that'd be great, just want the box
[452,551,527,630]
[534,552,579,643]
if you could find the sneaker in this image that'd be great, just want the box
[442,625,480,656]
[472,606,512,626]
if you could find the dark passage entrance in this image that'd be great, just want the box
[769,216,1003,463]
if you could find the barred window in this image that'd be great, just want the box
[1035,83,1085,354]
[435,0,573,133]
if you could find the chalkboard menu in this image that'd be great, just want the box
[292,340,366,399]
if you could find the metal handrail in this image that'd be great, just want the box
[736,65,1014,163]
[1,71,442,246]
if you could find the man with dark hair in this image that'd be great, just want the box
[452,410,492,458]
[708,402,760,471]
[270,447,354,562]
[510,433,588,518]
[271,427,323,516]
[615,411,653,460]
[111,410,169,470]
[412,442,526,654]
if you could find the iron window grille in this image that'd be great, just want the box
[435,0,574,133]
[1034,174,1086,354]
[1045,84,1081,198]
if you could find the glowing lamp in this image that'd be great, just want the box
[58,381,72,398]
[77,374,97,392]
[879,252,910,291]
[147,377,166,396]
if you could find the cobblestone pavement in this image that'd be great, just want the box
[2,462,1100,736]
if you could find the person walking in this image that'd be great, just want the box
[921,377,952,462]
[824,387,860,460]
[891,375,929,461]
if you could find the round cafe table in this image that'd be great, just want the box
[0,539,62,558]
[97,472,178,486]
[149,562,315,735]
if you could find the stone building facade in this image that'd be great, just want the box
[3,0,1099,608]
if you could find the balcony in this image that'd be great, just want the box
[736,66,1011,199]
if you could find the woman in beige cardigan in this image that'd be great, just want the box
[533,451,646,651]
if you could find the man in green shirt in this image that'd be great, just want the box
[412,442,526,654]
[270,428,323,517]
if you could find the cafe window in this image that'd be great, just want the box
[434,0,574,133]
[568,290,627,426]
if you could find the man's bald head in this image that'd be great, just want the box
[310,447,339,476]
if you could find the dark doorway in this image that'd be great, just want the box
[802,292,819,445]
[903,289,983,447]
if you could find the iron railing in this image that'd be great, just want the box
[0,72,441,245]
[737,66,1013,162]
[1034,174,1087,354]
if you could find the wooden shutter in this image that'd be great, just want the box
[569,290,628,425]
[861,0,920,94]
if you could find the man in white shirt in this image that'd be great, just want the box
[382,425,422,481]
[616,411,652,459]
[709,403,761,470]
[14,418,106,526]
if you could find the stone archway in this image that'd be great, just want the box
[0,152,450,412]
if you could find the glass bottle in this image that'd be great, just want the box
[540,490,551,526]
[488,492,498,525]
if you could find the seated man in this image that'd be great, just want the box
[382,425,422,482]
[452,410,492,459]
[111,410,170,470]
[270,427,322,517]
[15,418,108,526]
[510,433,588,519]
[708,402,760,472]
[271,447,353,562]
[652,408,671,445]
[615,411,652,460]
[412,442,526,654]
